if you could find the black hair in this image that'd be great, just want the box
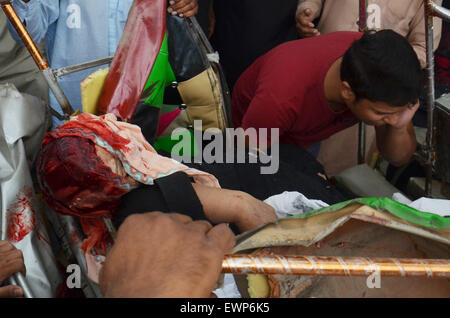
[340,30,422,107]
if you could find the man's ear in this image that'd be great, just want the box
[341,81,356,103]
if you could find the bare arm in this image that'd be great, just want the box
[100,213,235,298]
[192,183,277,233]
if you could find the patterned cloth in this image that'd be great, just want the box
[37,113,219,252]
[44,113,219,187]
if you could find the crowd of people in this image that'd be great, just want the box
[0,0,448,298]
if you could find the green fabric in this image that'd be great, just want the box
[141,33,199,157]
[153,129,199,157]
[292,197,450,230]
[159,104,180,115]
[142,34,176,107]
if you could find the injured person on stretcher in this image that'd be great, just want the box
[36,112,351,284]
[36,113,277,244]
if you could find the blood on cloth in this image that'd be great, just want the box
[7,187,36,243]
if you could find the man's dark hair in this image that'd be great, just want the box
[340,30,422,107]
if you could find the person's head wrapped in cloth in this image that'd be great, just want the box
[37,113,220,255]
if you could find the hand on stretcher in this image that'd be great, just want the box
[0,241,25,298]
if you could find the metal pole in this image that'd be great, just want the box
[53,56,113,77]
[357,0,368,164]
[429,1,450,21]
[8,273,34,298]
[424,0,436,197]
[222,255,450,278]
[56,215,103,297]
[0,2,46,69]
[53,57,113,78]
[1,2,74,116]
[358,124,366,164]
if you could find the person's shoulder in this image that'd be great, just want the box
[312,31,363,51]
[319,31,363,42]
[263,38,315,62]
[273,32,362,51]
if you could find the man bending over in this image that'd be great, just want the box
[232,30,421,168]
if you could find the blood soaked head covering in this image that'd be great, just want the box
[38,136,133,219]
[37,113,219,252]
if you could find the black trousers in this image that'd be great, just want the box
[114,144,353,232]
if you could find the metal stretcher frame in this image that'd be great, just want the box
[358,0,368,165]
[0,1,231,298]
[2,0,450,298]
[423,0,450,196]
[0,1,111,298]
[357,0,450,198]
[0,1,112,120]
[0,2,232,126]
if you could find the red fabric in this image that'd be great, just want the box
[37,136,130,253]
[232,32,361,149]
[97,0,167,121]
[43,113,131,152]
[157,109,182,136]
[80,218,111,253]
[435,55,450,91]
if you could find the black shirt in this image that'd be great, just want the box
[210,0,299,90]
[115,144,353,232]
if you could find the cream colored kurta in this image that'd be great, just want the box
[296,0,443,176]
[297,0,443,68]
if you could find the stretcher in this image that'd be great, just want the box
[0,0,448,298]
[0,0,232,297]
[421,0,450,196]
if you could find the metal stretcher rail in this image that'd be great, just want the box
[223,254,450,278]
[0,1,113,119]
[357,0,450,198]
[423,0,450,196]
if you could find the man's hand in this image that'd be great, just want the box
[0,241,26,298]
[167,0,198,18]
[296,9,320,38]
[384,102,420,130]
[99,212,235,298]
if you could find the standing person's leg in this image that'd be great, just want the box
[184,141,352,204]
